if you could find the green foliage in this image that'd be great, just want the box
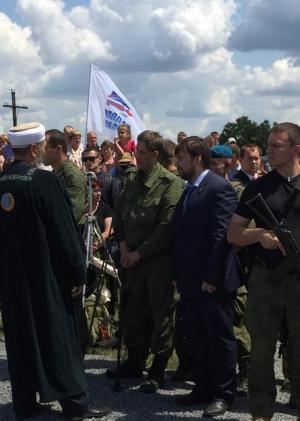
[220,116,277,153]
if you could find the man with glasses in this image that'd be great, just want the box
[83,147,119,208]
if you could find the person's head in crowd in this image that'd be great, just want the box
[228,143,241,172]
[175,136,209,181]
[69,130,81,151]
[118,124,131,144]
[101,141,114,163]
[8,122,46,167]
[177,131,188,144]
[82,146,102,174]
[203,135,217,148]
[136,130,163,174]
[87,131,98,148]
[63,125,74,142]
[116,152,134,174]
[227,137,237,145]
[118,152,133,167]
[240,143,262,176]
[267,122,300,171]
[210,145,233,179]
[0,134,8,151]
[44,130,68,169]
[0,134,8,171]
[210,131,220,144]
[160,139,178,173]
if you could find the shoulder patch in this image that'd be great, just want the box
[1,192,15,212]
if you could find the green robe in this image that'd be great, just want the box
[0,161,86,408]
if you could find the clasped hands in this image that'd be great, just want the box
[119,241,141,269]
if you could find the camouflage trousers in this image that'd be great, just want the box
[245,265,300,418]
[122,257,176,358]
[233,285,251,370]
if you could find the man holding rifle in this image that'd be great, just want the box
[227,122,300,421]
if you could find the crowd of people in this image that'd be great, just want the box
[0,120,299,421]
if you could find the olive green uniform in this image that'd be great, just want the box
[55,159,87,224]
[231,180,251,370]
[114,163,183,357]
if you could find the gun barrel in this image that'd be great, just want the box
[246,193,279,228]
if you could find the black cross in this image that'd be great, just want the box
[3,90,28,126]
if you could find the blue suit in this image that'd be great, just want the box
[174,170,239,403]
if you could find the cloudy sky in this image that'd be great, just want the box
[0,0,300,140]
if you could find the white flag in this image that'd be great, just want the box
[86,65,146,142]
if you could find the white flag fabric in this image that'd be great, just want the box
[86,65,146,142]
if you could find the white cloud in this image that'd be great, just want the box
[17,0,114,64]
[2,0,300,139]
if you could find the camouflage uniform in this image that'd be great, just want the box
[245,267,300,417]
[114,163,183,358]
[55,159,87,224]
[231,180,251,377]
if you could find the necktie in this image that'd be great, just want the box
[182,183,196,214]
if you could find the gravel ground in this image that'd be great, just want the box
[0,338,297,421]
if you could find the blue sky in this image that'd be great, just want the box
[1,0,300,140]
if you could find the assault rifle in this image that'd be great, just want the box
[246,193,300,278]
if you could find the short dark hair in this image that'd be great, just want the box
[101,141,114,149]
[271,122,300,147]
[160,139,176,166]
[47,132,68,155]
[240,143,262,158]
[177,131,187,142]
[83,146,100,156]
[46,129,63,137]
[175,136,210,169]
[137,130,163,153]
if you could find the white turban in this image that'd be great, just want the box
[8,122,45,148]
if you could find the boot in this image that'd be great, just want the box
[237,359,249,396]
[106,346,144,379]
[139,354,169,393]
[288,393,296,409]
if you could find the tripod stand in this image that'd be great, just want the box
[83,172,124,391]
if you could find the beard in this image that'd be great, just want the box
[178,166,196,181]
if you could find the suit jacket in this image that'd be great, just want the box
[173,170,240,298]
[230,169,251,186]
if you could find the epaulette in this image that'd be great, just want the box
[159,167,177,181]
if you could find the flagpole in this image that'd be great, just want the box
[85,64,92,147]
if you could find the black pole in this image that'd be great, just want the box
[12,91,17,126]
[3,90,28,127]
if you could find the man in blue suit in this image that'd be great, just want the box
[174,137,239,417]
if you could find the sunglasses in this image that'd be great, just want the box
[83,156,98,162]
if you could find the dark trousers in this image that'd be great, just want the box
[181,292,236,403]
[174,300,191,370]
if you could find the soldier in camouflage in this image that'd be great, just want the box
[107,130,183,393]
